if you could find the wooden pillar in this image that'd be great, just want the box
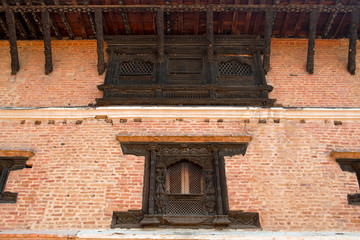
[41,10,53,75]
[207,8,215,84]
[5,10,19,75]
[95,9,105,75]
[263,8,273,74]
[148,146,157,214]
[156,8,165,84]
[306,8,319,74]
[213,149,224,215]
[348,10,359,75]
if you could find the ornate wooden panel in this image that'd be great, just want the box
[96,35,276,106]
[112,142,261,229]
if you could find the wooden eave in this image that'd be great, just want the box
[0,0,359,40]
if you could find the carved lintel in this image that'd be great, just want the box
[111,210,144,228]
[95,9,105,75]
[306,8,319,74]
[42,9,53,75]
[5,9,19,75]
[228,211,261,228]
[347,9,359,75]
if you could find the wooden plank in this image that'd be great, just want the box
[244,0,253,34]
[347,9,359,75]
[41,9,52,74]
[263,9,273,74]
[5,9,19,74]
[306,8,319,74]
[95,8,105,75]
[293,12,305,37]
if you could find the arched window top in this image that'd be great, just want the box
[218,61,252,76]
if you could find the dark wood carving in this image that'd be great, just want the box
[113,142,260,228]
[95,8,105,75]
[306,8,319,74]
[263,9,273,74]
[336,158,360,205]
[4,9,19,75]
[347,9,359,75]
[0,157,31,203]
[97,35,275,106]
[41,9,52,75]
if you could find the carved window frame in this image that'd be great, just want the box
[0,150,33,203]
[112,136,261,229]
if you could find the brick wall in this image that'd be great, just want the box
[0,118,359,231]
[0,39,359,108]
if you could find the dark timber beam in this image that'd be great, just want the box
[293,11,305,37]
[244,0,253,35]
[156,8,165,83]
[24,0,43,34]
[347,9,359,75]
[95,9,105,75]
[42,0,61,39]
[0,15,8,37]
[14,14,27,39]
[15,2,36,38]
[41,9,52,75]
[306,8,319,74]
[5,9,19,74]
[322,0,341,39]
[231,0,240,35]
[263,9,273,74]
[84,0,96,37]
[1,4,360,13]
[54,0,74,39]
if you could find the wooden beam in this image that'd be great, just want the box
[24,0,43,34]
[41,0,61,39]
[231,0,240,35]
[322,0,341,39]
[156,8,165,83]
[119,0,131,34]
[347,9,359,75]
[244,0,253,34]
[263,9,273,74]
[15,2,37,38]
[72,0,87,39]
[135,0,144,35]
[194,0,200,34]
[178,0,183,35]
[306,8,319,74]
[41,9,52,74]
[217,0,225,34]
[105,0,119,35]
[87,11,96,36]
[95,8,105,75]
[14,14,27,39]
[4,9,19,74]
[293,12,305,37]
[54,0,74,39]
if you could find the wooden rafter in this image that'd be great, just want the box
[14,14,27,38]
[72,0,87,39]
[53,0,74,39]
[193,0,200,35]
[135,0,144,35]
[217,0,224,34]
[306,8,319,74]
[15,1,36,38]
[231,0,239,35]
[322,0,341,39]
[42,9,52,74]
[293,11,305,37]
[105,0,119,35]
[177,0,183,35]
[347,9,359,75]
[42,0,61,39]
[24,0,43,34]
[281,0,296,37]
[244,0,253,35]
[95,8,105,75]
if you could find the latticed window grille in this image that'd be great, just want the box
[219,61,252,76]
[166,160,204,215]
[118,60,153,76]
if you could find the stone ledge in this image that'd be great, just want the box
[2,230,360,240]
[0,107,360,120]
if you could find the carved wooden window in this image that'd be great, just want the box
[112,142,261,229]
[218,61,252,76]
[117,60,153,76]
[0,157,31,203]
